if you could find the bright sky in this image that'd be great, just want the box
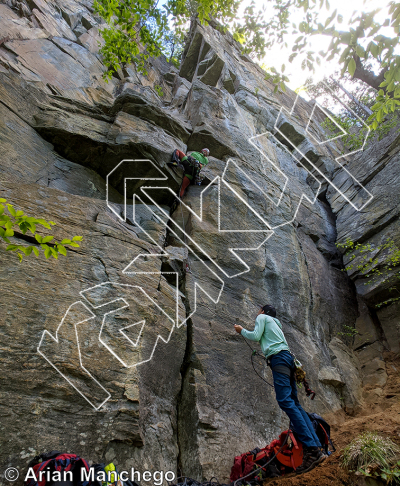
[235,0,391,92]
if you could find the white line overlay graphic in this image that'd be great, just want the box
[38,81,373,409]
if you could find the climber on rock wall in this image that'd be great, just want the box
[234,304,327,475]
[169,148,210,198]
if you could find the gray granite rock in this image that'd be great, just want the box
[0,5,398,484]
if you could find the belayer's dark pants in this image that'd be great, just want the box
[270,350,321,448]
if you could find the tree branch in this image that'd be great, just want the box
[353,54,388,91]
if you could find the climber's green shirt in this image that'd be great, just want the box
[241,314,290,359]
[182,151,209,166]
[190,151,209,166]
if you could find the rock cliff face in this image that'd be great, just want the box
[0,0,399,483]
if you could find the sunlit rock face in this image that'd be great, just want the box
[0,2,398,482]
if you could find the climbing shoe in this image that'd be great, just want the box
[295,446,326,475]
[169,149,181,166]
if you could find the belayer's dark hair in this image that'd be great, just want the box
[261,304,276,317]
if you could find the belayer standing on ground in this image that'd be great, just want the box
[234,304,326,474]
[169,148,210,198]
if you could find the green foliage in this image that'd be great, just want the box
[94,0,400,115]
[321,114,367,152]
[161,30,185,68]
[0,198,83,262]
[337,325,359,338]
[260,0,400,130]
[262,64,289,94]
[375,295,400,309]
[360,462,400,485]
[154,83,164,97]
[232,1,278,61]
[321,111,398,153]
[94,0,241,79]
[336,237,400,309]
[341,432,400,484]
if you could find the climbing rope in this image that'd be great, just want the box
[240,333,274,389]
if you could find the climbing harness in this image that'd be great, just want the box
[289,351,316,400]
[194,172,205,186]
[239,333,316,399]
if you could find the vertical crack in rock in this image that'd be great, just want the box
[164,210,203,480]
[295,226,314,331]
[176,313,199,479]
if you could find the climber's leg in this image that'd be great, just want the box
[170,149,186,166]
[180,176,191,198]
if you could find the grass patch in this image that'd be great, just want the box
[341,432,400,484]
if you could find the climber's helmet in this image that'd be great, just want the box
[201,148,210,157]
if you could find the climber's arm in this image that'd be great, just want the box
[239,315,265,342]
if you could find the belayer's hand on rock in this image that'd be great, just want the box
[234,324,243,334]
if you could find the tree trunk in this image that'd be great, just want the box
[334,79,373,116]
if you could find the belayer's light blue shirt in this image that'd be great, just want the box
[241,314,290,359]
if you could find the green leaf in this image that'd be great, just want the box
[41,235,54,244]
[369,42,378,57]
[61,239,72,244]
[32,247,39,257]
[0,198,6,203]
[348,58,356,76]
[356,45,365,58]
[35,234,43,244]
[4,228,14,237]
[22,246,33,256]
[57,244,67,256]
[42,245,52,259]
[27,222,36,234]
[72,236,83,241]
[7,204,16,217]
[36,219,51,229]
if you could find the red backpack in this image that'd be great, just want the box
[24,452,92,486]
[230,430,304,483]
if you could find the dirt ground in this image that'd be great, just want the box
[264,352,400,486]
